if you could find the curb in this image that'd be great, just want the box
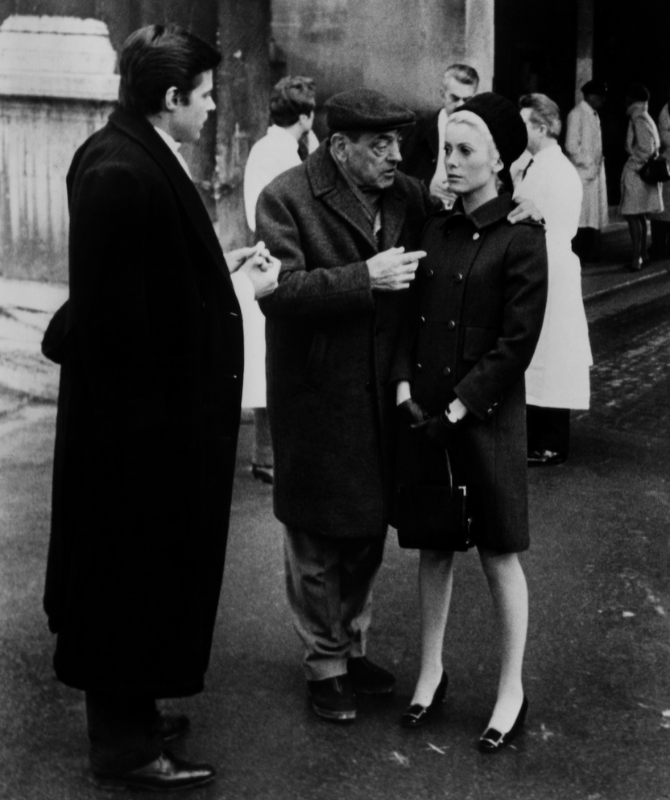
[583,265,670,304]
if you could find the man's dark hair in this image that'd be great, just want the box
[269,76,316,127]
[118,24,222,116]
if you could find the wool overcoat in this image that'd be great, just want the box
[392,194,548,552]
[256,142,433,539]
[43,109,244,698]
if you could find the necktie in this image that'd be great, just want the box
[521,158,534,180]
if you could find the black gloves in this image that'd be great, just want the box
[397,398,428,426]
[411,410,462,446]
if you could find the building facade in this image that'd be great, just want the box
[0,0,668,281]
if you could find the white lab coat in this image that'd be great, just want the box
[513,142,592,409]
[240,125,318,408]
[565,100,609,230]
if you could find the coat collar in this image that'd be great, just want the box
[306,141,408,251]
[108,109,229,278]
[447,192,515,230]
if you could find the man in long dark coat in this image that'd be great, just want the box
[43,25,277,792]
[256,89,433,722]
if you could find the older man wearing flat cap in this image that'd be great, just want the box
[255,88,432,722]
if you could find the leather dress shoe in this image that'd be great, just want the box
[347,656,396,695]
[153,711,190,742]
[307,675,356,721]
[478,696,528,753]
[399,671,448,728]
[251,464,274,484]
[91,750,215,792]
[527,449,566,468]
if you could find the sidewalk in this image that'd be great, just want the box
[582,223,670,302]
[0,224,669,409]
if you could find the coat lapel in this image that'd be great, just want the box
[108,110,231,281]
[307,144,379,252]
[380,183,408,250]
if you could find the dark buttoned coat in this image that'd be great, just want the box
[392,194,548,552]
[399,111,440,188]
[256,142,433,539]
[43,109,244,697]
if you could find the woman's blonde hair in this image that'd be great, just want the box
[446,110,503,168]
[445,110,507,191]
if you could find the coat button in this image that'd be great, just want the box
[426,269,434,278]
[473,232,480,240]
[420,316,426,325]
[443,366,451,376]
[487,408,494,415]
[447,320,456,330]
[454,273,463,283]
[416,363,423,371]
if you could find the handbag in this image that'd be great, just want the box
[639,153,670,184]
[396,446,474,551]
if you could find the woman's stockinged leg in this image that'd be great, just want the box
[640,214,649,261]
[478,547,528,733]
[625,214,645,268]
[410,549,455,706]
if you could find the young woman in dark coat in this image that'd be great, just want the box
[392,94,548,752]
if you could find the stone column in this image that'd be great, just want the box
[575,0,595,103]
[213,0,273,250]
[464,0,495,92]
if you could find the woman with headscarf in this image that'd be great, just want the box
[392,93,547,752]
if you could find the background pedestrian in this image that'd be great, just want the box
[565,79,609,263]
[242,76,318,484]
[515,93,592,467]
[620,83,663,271]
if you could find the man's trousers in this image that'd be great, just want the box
[86,692,162,775]
[283,526,386,682]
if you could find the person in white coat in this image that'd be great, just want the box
[514,94,593,466]
[242,76,318,483]
[649,86,670,259]
[565,80,609,262]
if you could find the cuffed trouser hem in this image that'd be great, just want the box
[283,526,386,682]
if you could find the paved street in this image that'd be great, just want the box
[1,270,670,800]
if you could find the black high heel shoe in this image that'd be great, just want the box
[399,672,448,728]
[478,695,528,753]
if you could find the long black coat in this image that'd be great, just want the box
[43,110,244,698]
[392,194,548,552]
[257,143,434,539]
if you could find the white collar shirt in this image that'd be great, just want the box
[153,125,193,179]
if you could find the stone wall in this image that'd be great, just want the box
[271,0,494,123]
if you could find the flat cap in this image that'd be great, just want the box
[325,88,415,133]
